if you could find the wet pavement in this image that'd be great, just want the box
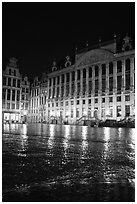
[2,123,135,202]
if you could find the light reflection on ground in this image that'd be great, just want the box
[2,123,135,202]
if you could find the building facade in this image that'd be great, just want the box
[28,74,47,123]
[2,57,30,123]
[45,35,135,124]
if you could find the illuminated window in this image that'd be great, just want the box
[109,106,113,117]
[71,101,74,105]
[76,108,79,117]
[125,95,130,101]
[12,103,15,109]
[125,105,130,116]
[109,97,113,102]
[71,110,73,118]
[101,108,105,117]
[117,106,121,117]
[117,96,121,102]
[95,98,98,103]
[25,103,28,110]
[7,103,10,109]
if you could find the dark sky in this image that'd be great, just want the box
[2,2,135,80]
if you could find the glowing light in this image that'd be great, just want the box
[83,110,87,116]
[81,126,88,160]
[48,125,55,149]
[63,125,70,156]
[21,124,27,135]
[82,126,88,140]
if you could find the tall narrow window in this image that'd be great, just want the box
[83,68,86,79]
[125,58,130,72]
[109,62,113,74]
[12,90,15,101]
[117,61,122,73]
[8,78,11,86]
[7,89,11,100]
[77,70,80,80]
[95,65,99,77]
[102,64,106,75]
[3,77,6,86]
[14,70,16,76]
[89,67,92,78]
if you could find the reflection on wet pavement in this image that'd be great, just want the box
[2,123,135,201]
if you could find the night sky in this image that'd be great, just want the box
[2,2,135,80]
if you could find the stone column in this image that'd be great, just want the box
[92,66,95,96]
[51,78,53,98]
[75,70,77,97]
[98,64,102,94]
[47,79,50,99]
[113,61,117,119]
[130,57,134,90]
[64,73,66,97]
[69,72,72,97]
[80,69,83,97]
[113,61,117,94]
[59,75,62,97]
[106,63,109,93]
[105,63,109,119]
[122,59,125,91]
[55,77,57,98]
[86,67,89,97]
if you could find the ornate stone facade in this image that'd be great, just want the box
[45,35,135,124]
[2,58,30,123]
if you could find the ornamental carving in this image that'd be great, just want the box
[76,49,115,67]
